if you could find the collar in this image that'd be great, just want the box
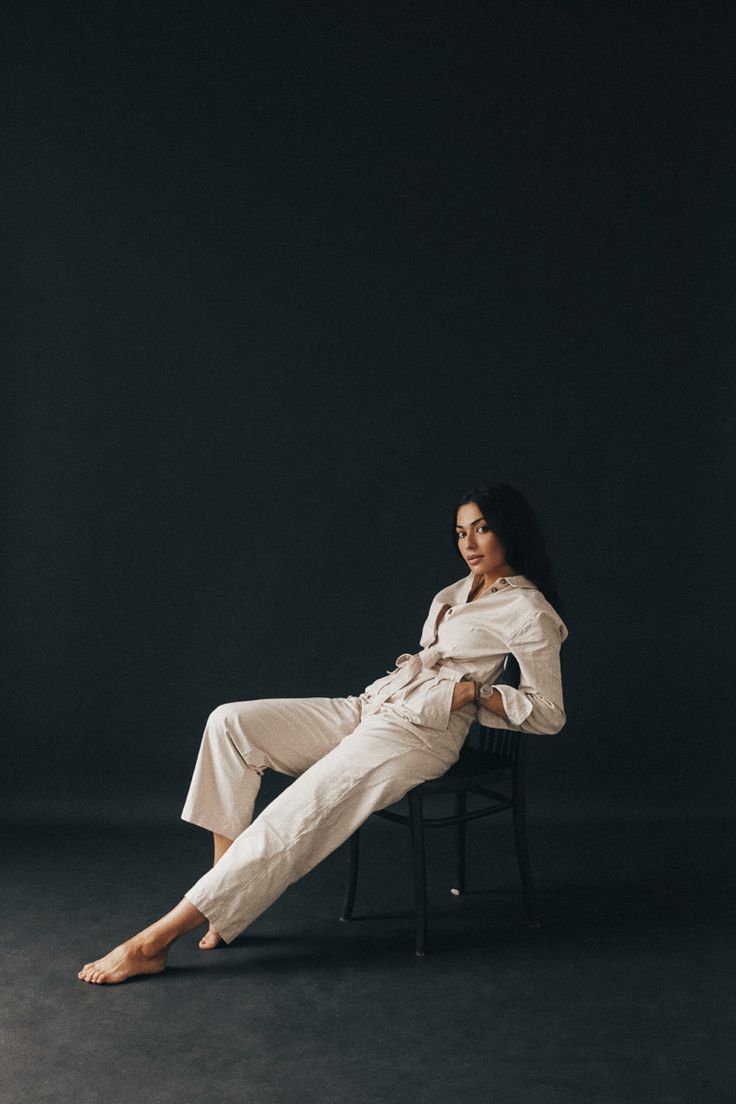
[504,574,537,589]
[464,571,537,593]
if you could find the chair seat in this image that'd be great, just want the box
[415,746,513,793]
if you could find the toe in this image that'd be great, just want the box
[199,930,221,949]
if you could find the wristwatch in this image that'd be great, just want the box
[473,682,496,706]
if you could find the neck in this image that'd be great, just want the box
[468,567,512,600]
[480,564,514,588]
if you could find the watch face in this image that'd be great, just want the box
[479,684,494,699]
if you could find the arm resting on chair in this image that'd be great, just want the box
[476,610,567,735]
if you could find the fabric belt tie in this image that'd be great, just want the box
[371,647,458,706]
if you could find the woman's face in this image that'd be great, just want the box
[455,501,514,579]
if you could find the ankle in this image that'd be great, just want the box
[140,937,169,958]
[138,927,172,957]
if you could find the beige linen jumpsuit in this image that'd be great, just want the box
[181,572,568,944]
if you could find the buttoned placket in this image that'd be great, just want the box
[400,575,514,666]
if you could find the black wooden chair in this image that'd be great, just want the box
[339,653,541,955]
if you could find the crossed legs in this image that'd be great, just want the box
[79,694,365,982]
[180,694,365,949]
[78,694,458,983]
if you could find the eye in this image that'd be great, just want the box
[457,525,489,538]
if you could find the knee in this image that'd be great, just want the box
[204,700,264,746]
[207,702,236,731]
[205,701,255,737]
[202,701,267,773]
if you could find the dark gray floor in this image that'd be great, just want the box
[2,791,734,1104]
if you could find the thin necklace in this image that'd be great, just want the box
[470,572,509,600]
[469,579,493,601]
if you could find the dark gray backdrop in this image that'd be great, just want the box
[3,1,733,822]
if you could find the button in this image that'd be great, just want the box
[490,587,497,593]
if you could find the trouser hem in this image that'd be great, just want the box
[180,809,239,840]
[184,890,240,945]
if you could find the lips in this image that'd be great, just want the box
[467,556,483,564]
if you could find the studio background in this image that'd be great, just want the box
[3,1,732,824]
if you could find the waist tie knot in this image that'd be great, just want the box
[370,647,450,706]
[394,646,442,672]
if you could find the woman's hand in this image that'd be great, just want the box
[450,680,477,712]
[450,679,511,723]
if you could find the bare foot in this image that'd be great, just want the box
[198,926,222,949]
[78,936,168,985]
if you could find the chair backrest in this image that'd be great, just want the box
[475,653,525,766]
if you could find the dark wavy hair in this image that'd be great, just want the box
[450,482,566,623]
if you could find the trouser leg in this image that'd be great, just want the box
[180,695,364,840]
[183,712,459,944]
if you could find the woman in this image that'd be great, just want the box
[77,481,568,984]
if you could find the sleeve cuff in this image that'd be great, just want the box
[487,685,534,728]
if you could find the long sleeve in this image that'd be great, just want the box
[477,610,567,735]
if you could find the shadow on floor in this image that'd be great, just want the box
[1,815,734,1104]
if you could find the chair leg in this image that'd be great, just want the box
[512,791,541,927]
[451,791,467,896]
[409,790,428,956]
[339,828,360,921]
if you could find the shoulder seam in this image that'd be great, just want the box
[508,608,554,642]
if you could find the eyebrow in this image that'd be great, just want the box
[455,516,485,530]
